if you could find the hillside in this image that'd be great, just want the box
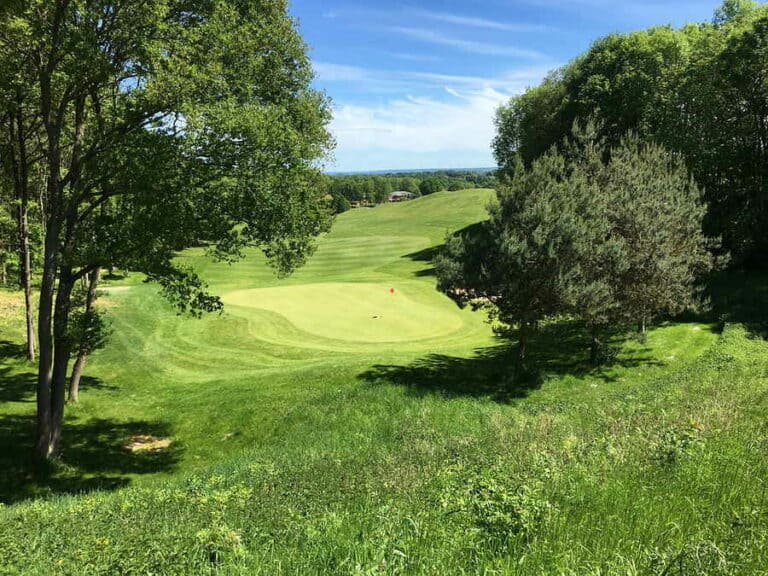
[1,189,767,574]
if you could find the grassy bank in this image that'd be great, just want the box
[1,189,766,574]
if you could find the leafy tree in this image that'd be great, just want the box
[67,268,108,403]
[399,177,420,194]
[493,0,768,265]
[714,0,757,25]
[0,0,333,460]
[419,177,445,196]
[330,193,351,214]
[0,37,41,361]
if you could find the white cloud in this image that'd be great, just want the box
[392,27,546,59]
[411,9,552,32]
[390,52,442,63]
[313,61,554,96]
[327,68,550,171]
[517,0,720,25]
[314,62,554,172]
[332,88,507,153]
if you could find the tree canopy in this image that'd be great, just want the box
[493,0,768,265]
[438,124,714,362]
[0,0,333,459]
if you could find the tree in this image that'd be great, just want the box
[492,1,768,265]
[67,267,107,403]
[437,132,616,361]
[714,0,757,25]
[0,33,41,362]
[438,124,715,363]
[330,193,351,214]
[419,176,444,196]
[606,135,717,338]
[0,0,333,460]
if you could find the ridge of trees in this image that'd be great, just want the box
[493,0,768,266]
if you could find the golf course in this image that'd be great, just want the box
[1,188,767,574]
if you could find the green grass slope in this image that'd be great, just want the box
[1,189,767,575]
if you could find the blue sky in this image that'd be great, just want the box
[290,0,731,172]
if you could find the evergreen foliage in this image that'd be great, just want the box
[439,125,715,361]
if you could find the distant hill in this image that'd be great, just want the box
[327,167,496,176]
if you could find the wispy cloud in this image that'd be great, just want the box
[314,61,554,92]
[390,52,442,63]
[391,27,546,59]
[331,88,510,149]
[412,9,552,33]
[518,0,719,25]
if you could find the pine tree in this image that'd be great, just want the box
[438,124,716,363]
[606,135,716,338]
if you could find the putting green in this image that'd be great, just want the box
[222,282,464,343]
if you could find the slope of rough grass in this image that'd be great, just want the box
[1,189,767,575]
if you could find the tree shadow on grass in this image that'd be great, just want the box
[360,321,663,403]
[0,345,178,504]
[0,340,27,361]
[705,270,768,339]
[0,414,182,504]
[0,365,116,404]
[403,222,485,279]
[404,245,441,278]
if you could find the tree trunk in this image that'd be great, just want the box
[518,323,528,361]
[19,202,35,362]
[17,109,36,363]
[69,267,100,403]
[49,267,74,456]
[7,105,36,361]
[35,222,58,460]
[590,328,602,366]
[0,261,5,285]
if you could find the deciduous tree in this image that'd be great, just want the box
[0,0,333,460]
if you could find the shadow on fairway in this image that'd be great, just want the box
[706,270,768,339]
[0,347,179,504]
[404,245,441,278]
[403,222,485,279]
[0,363,117,405]
[0,413,182,504]
[360,321,662,403]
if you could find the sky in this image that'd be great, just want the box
[289,0,730,173]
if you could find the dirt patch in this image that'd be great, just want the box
[103,286,133,293]
[125,435,173,453]
[0,291,24,320]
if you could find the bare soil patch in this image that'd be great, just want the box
[125,435,173,453]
